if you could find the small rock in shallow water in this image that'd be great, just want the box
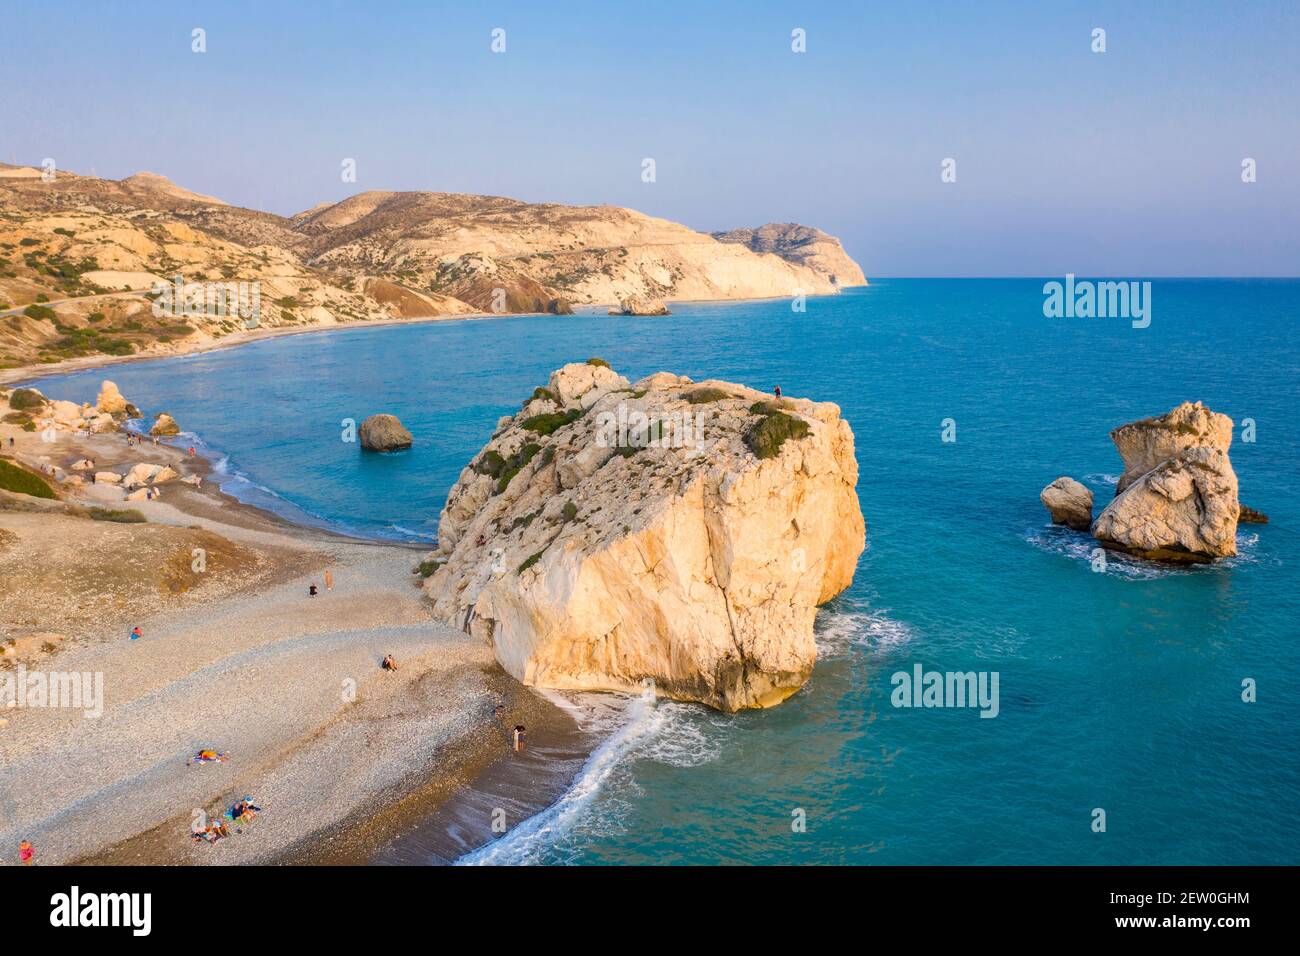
[1040,476,1093,530]
[359,414,413,451]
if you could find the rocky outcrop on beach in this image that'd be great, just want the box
[149,413,181,436]
[359,414,413,451]
[1040,476,1093,530]
[4,384,127,436]
[609,296,670,316]
[420,361,865,712]
[96,381,129,417]
[1089,402,1241,563]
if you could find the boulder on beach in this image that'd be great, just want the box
[1040,476,1093,530]
[608,296,671,316]
[421,361,866,712]
[150,413,180,436]
[123,462,178,489]
[94,471,122,485]
[359,414,413,451]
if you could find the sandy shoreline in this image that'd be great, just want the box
[0,390,598,866]
[0,288,835,388]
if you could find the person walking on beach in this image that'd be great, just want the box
[513,725,526,752]
[18,840,33,865]
[325,570,334,591]
[309,583,318,597]
[130,626,142,641]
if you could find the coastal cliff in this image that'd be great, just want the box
[0,166,866,372]
[421,361,866,711]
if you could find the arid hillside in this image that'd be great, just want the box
[0,165,866,372]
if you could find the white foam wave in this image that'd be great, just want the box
[457,684,663,866]
[1024,526,1267,579]
[816,608,915,660]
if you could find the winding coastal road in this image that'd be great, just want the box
[0,289,150,317]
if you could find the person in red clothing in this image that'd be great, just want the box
[19,840,34,865]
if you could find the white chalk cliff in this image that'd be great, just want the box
[422,362,865,711]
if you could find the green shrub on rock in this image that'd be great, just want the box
[8,387,45,410]
[521,408,582,436]
[745,410,810,460]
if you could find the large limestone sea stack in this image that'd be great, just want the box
[422,361,865,711]
[1091,401,1240,562]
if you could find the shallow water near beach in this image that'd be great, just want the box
[34,279,1300,864]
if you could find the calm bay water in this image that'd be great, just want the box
[34,280,1300,864]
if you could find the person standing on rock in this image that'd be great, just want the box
[774,385,782,398]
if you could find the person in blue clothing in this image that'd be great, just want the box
[130,626,142,641]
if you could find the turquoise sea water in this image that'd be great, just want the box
[33,280,1300,864]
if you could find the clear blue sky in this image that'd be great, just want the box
[3,0,1297,276]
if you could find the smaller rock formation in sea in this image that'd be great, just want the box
[1238,505,1269,524]
[421,360,866,711]
[1089,401,1241,563]
[150,412,181,436]
[359,413,413,451]
[1040,476,1093,530]
[608,296,671,316]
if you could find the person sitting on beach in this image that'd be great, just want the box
[209,818,230,840]
[18,840,33,865]
[381,654,398,672]
[130,626,142,641]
